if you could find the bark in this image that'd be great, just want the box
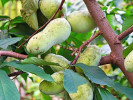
[83,0,133,87]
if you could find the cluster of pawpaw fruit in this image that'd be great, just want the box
[20,0,97,55]
[20,0,101,100]
[40,45,101,100]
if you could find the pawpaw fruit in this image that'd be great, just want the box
[44,53,70,72]
[20,0,39,30]
[39,71,64,95]
[76,45,101,73]
[69,80,93,100]
[124,50,133,72]
[67,10,96,33]
[39,0,66,19]
[26,18,71,55]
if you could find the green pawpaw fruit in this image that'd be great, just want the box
[26,18,71,55]
[39,0,66,19]
[76,45,101,73]
[44,53,70,72]
[39,71,64,95]
[20,0,39,30]
[124,50,133,72]
[67,10,96,33]
[69,80,93,100]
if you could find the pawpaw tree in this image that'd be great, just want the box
[0,0,133,100]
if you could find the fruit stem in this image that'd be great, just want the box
[118,25,133,40]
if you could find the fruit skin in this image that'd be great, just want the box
[20,0,39,30]
[67,10,96,33]
[39,0,65,19]
[69,80,93,100]
[26,18,71,55]
[39,71,64,95]
[124,50,133,72]
[44,53,70,72]
[76,45,101,73]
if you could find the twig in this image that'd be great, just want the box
[71,31,101,56]
[70,31,101,65]
[60,46,74,51]
[70,48,82,65]
[118,25,133,40]
[83,0,133,87]
[99,55,112,65]
[71,48,78,56]
[8,71,24,77]
[18,0,65,48]
[65,41,75,51]
[92,28,98,36]
[0,51,27,59]
[88,28,98,45]
[12,75,18,80]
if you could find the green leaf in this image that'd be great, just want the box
[41,93,52,100]
[122,15,133,32]
[106,15,115,30]
[57,48,75,61]
[63,69,87,93]
[1,0,9,6]
[10,16,24,25]
[75,63,133,100]
[101,6,108,10]
[69,36,82,47]
[0,37,22,49]
[9,23,35,36]
[75,64,109,85]
[0,56,7,64]
[21,73,28,82]
[0,16,10,21]
[1,61,53,81]
[0,69,20,100]
[1,67,11,74]
[123,42,133,58]
[93,87,102,100]
[98,87,118,100]
[22,57,59,66]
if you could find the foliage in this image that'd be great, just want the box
[0,0,133,100]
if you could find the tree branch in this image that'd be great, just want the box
[99,55,112,65]
[118,25,133,40]
[8,71,24,77]
[60,45,75,51]
[0,51,27,77]
[18,0,65,48]
[0,51,27,59]
[83,0,133,87]
[65,41,76,51]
